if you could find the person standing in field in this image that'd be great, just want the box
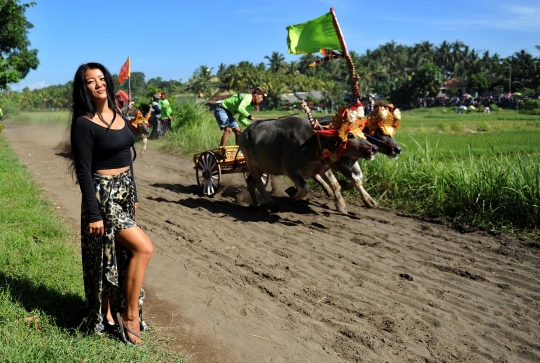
[0,105,4,122]
[213,87,267,147]
[67,62,154,346]
[148,93,162,139]
[160,92,173,133]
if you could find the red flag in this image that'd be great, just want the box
[117,57,130,84]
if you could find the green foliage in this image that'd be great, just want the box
[522,99,540,110]
[519,87,535,95]
[164,115,220,156]
[147,76,184,95]
[477,120,491,132]
[0,96,19,116]
[363,140,540,234]
[116,71,147,99]
[186,65,214,98]
[468,73,489,93]
[0,0,40,89]
[437,122,449,132]
[490,104,500,111]
[10,38,540,114]
[451,122,463,133]
[171,99,208,129]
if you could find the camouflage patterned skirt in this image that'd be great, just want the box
[80,169,146,333]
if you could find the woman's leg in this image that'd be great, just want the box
[115,226,154,344]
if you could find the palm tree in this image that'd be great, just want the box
[511,49,538,89]
[298,53,320,76]
[264,51,286,73]
[216,63,227,78]
[450,40,465,77]
[436,40,453,77]
[187,65,214,97]
[219,64,242,94]
[380,40,398,70]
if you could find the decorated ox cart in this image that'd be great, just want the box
[193,146,269,197]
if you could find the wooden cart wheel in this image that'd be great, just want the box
[196,151,221,196]
[243,171,270,188]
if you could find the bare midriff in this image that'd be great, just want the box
[96,166,130,175]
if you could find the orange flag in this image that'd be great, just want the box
[117,57,130,84]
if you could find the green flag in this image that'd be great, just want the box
[286,12,342,55]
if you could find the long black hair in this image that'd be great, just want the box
[67,62,122,179]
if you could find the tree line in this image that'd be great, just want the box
[2,41,540,112]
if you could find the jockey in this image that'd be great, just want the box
[214,87,267,147]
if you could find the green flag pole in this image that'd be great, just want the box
[329,8,360,101]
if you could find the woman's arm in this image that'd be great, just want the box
[71,118,102,222]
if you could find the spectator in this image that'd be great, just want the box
[160,92,173,133]
[0,105,3,122]
[148,94,162,139]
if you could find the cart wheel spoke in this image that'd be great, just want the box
[195,151,221,196]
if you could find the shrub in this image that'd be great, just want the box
[437,122,450,132]
[0,98,20,117]
[522,99,540,111]
[171,99,209,129]
[490,104,500,112]
[477,121,491,132]
[451,122,463,133]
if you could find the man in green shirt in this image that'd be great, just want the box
[160,93,173,133]
[0,105,3,122]
[214,87,267,147]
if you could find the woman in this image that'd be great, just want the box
[68,62,154,346]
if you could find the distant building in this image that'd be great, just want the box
[280,90,325,103]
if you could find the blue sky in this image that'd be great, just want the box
[10,0,540,91]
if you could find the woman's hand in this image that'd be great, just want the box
[135,202,139,211]
[89,220,104,237]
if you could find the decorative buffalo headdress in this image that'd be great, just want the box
[301,100,371,163]
[365,103,401,137]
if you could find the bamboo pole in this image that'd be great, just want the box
[330,8,361,101]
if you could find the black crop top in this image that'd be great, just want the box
[71,115,137,222]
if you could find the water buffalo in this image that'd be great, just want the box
[313,107,402,208]
[238,116,377,213]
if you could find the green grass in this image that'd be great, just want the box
[397,130,540,158]
[0,136,187,362]
[353,140,540,237]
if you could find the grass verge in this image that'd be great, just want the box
[0,135,187,362]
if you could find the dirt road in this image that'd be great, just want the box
[3,121,539,363]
